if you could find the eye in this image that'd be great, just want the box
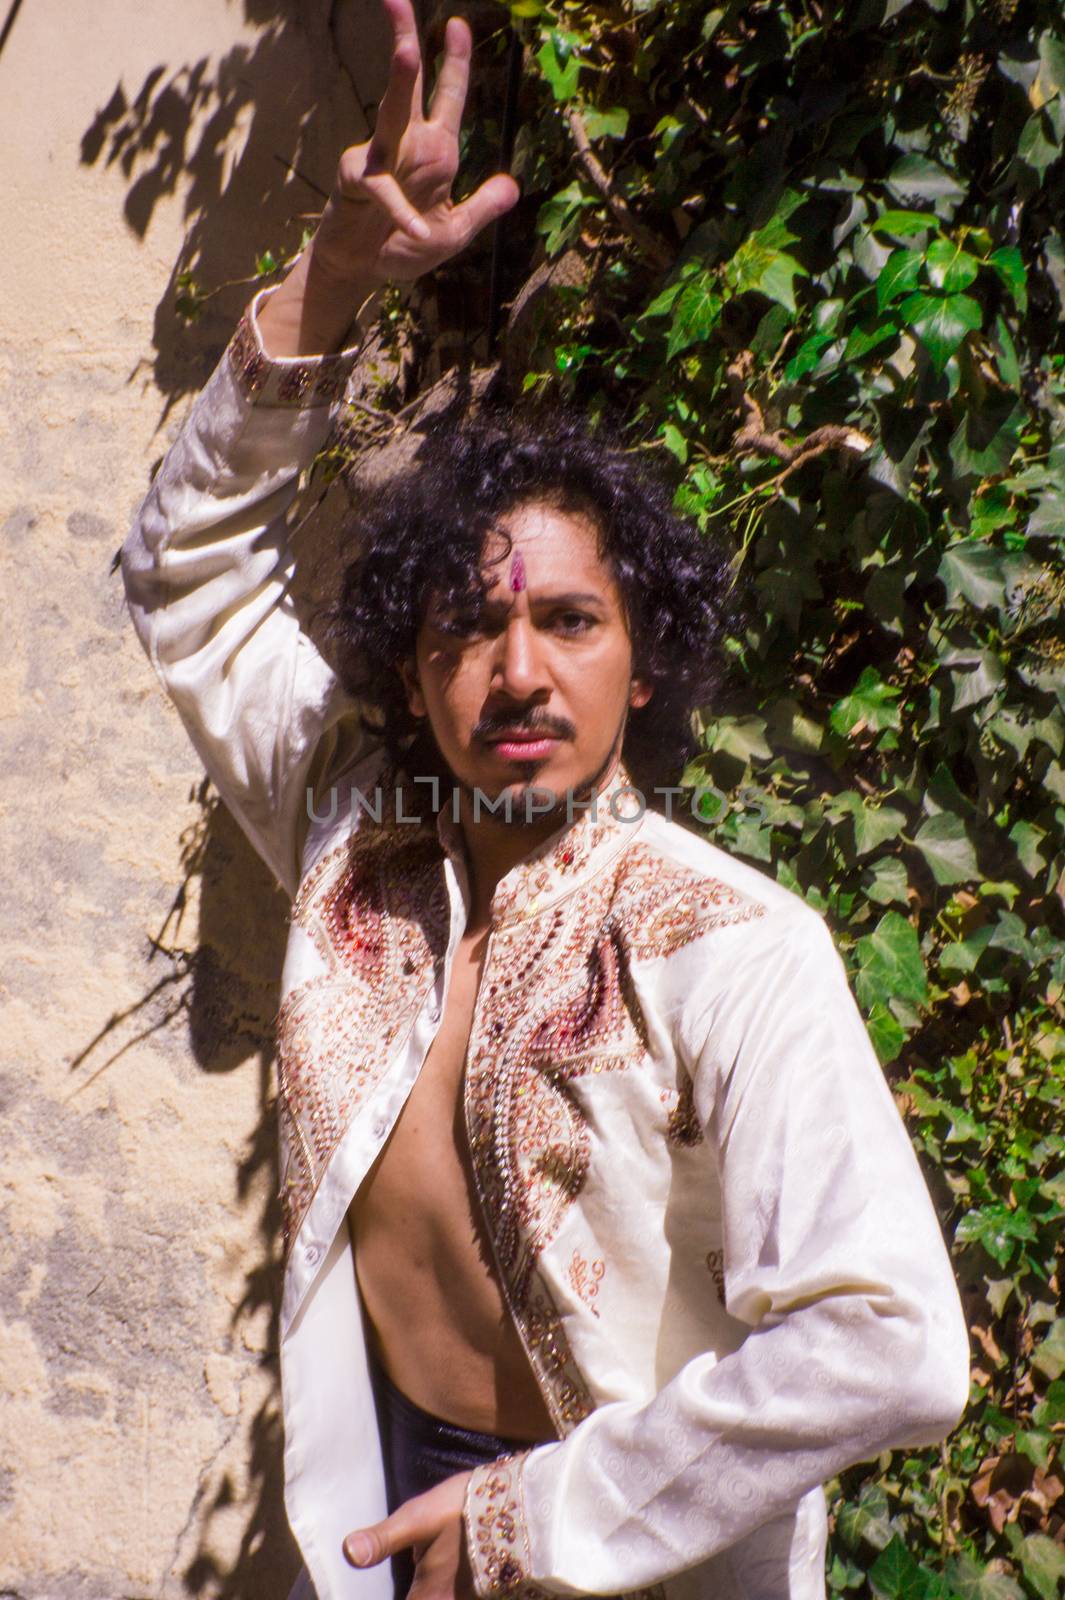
[553,610,594,634]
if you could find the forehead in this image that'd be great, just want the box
[481,499,619,595]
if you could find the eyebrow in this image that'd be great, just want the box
[482,590,607,610]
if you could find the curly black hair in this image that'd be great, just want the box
[327,407,738,808]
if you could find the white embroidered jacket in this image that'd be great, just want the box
[120,292,970,1600]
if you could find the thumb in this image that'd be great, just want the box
[451,172,521,248]
[343,1494,439,1568]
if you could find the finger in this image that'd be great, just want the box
[450,173,521,249]
[358,167,432,240]
[427,15,472,138]
[374,0,425,155]
[344,1496,439,1568]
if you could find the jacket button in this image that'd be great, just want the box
[427,1003,441,1024]
[304,1243,320,1266]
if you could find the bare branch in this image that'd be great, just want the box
[565,107,673,272]
[726,355,871,478]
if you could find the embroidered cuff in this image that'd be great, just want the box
[225,285,364,409]
[463,1453,550,1600]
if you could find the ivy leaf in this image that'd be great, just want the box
[945,1554,1024,1600]
[853,803,908,856]
[1033,1380,1065,1427]
[1028,491,1065,538]
[937,544,1007,611]
[954,1201,1038,1268]
[870,209,940,238]
[1009,820,1047,877]
[869,1534,948,1600]
[948,400,1023,480]
[535,31,582,101]
[727,243,806,312]
[660,423,688,463]
[727,202,808,313]
[830,667,902,737]
[989,911,1033,959]
[537,180,592,255]
[1030,31,1065,110]
[582,104,629,140]
[987,246,1028,312]
[784,330,836,380]
[667,272,723,359]
[844,319,899,360]
[945,647,1006,711]
[898,291,982,373]
[1018,109,1061,174]
[703,715,771,765]
[925,239,979,291]
[1032,1317,1065,1380]
[856,911,929,1015]
[1013,1428,1055,1471]
[765,697,823,753]
[1010,1532,1065,1600]
[876,248,922,310]
[836,1484,893,1552]
[913,814,980,886]
[886,153,967,208]
[864,857,911,907]
[866,1002,908,1062]
[938,925,995,975]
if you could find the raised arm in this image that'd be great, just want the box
[120,0,518,897]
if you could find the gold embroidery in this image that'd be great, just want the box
[447,797,766,1429]
[225,311,358,407]
[276,815,449,1253]
[466,1456,548,1599]
[523,1290,597,1430]
[706,1248,726,1302]
[280,755,765,1430]
[465,1454,667,1600]
[567,1249,605,1317]
[227,315,267,398]
[665,1075,704,1147]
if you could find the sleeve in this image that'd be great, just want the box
[461,909,971,1599]
[120,286,374,900]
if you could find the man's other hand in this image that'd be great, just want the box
[343,1467,477,1600]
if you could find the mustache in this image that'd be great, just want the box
[475,710,576,741]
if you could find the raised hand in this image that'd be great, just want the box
[315,0,520,286]
[257,0,519,355]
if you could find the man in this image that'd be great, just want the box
[119,4,970,1599]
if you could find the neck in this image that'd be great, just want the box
[458,748,624,927]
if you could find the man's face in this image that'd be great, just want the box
[400,498,652,822]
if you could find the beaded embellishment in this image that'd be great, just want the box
[276,817,449,1252]
[225,307,360,409]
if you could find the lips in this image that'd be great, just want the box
[484,729,563,761]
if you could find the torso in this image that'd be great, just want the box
[346,920,559,1444]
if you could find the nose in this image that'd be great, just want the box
[491,614,551,701]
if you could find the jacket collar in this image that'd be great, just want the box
[433,758,648,927]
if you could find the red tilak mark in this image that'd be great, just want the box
[509,551,526,592]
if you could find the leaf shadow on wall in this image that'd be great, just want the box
[67,782,300,1599]
[78,0,393,417]
[79,3,394,1596]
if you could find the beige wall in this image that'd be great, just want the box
[0,3,387,1594]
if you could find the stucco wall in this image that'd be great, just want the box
[0,4,388,1594]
